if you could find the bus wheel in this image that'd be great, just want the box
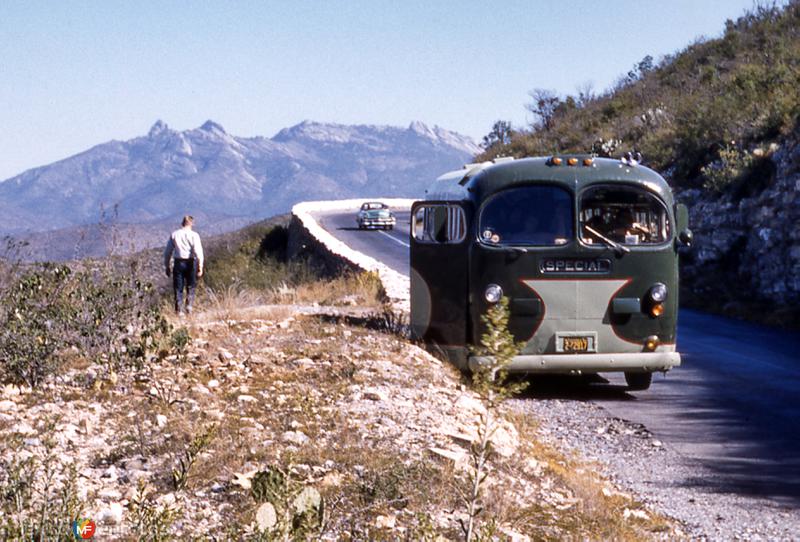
[624,372,652,391]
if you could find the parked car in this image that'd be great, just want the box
[357,201,396,230]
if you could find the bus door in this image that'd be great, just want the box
[410,201,472,368]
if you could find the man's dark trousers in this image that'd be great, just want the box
[173,258,197,313]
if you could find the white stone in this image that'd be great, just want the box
[207,379,220,388]
[623,508,650,521]
[156,414,168,427]
[97,502,124,524]
[98,488,122,502]
[193,384,211,395]
[237,395,257,403]
[281,431,309,446]
[232,469,257,489]
[255,502,277,531]
[375,513,397,529]
[0,400,17,412]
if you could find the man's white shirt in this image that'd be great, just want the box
[164,227,204,269]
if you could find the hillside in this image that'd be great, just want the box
[0,218,678,540]
[478,2,800,327]
[0,120,479,237]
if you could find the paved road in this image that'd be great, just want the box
[313,208,800,506]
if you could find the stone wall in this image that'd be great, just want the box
[677,133,800,328]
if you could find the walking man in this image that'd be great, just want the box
[164,215,204,315]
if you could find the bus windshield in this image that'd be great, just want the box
[479,186,573,246]
[580,186,670,245]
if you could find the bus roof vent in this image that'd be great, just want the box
[492,156,515,164]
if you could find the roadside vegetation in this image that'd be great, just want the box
[479,2,800,195]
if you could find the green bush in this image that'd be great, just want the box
[701,144,754,192]
[0,263,166,388]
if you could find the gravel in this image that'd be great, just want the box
[509,388,800,540]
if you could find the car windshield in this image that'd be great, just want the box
[479,185,573,246]
[362,202,387,210]
[580,186,670,245]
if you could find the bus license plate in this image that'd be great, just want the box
[557,332,597,353]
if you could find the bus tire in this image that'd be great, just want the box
[624,371,652,391]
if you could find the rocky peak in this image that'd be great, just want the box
[200,120,227,134]
[148,119,170,138]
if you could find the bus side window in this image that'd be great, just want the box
[413,205,466,244]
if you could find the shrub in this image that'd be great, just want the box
[0,262,166,388]
[701,144,755,192]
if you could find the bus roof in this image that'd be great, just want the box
[466,156,675,205]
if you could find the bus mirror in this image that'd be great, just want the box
[675,203,691,247]
[675,203,689,232]
[679,228,693,247]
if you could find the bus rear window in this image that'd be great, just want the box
[479,186,573,246]
[580,186,670,245]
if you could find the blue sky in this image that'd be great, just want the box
[0,0,766,180]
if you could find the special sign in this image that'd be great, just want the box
[539,258,611,274]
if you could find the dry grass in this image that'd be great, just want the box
[504,411,675,541]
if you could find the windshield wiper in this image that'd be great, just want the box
[584,225,630,256]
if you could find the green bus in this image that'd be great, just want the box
[410,155,692,390]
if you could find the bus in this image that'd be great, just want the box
[409,155,692,390]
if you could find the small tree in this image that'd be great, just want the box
[525,88,561,131]
[461,297,527,541]
[481,120,515,149]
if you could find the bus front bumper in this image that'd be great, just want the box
[468,351,681,374]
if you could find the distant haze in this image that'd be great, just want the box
[0,119,478,244]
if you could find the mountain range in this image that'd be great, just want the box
[0,119,479,258]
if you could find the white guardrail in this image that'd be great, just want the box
[291,199,415,313]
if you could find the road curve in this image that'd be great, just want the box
[311,208,800,507]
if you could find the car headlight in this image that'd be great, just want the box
[485,284,503,303]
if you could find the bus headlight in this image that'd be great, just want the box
[648,283,668,303]
[485,284,503,303]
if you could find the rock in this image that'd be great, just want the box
[124,458,146,471]
[0,400,17,412]
[623,508,650,521]
[97,502,124,524]
[232,469,258,489]
[282,431,309,446]
[427,447,467,469]
[207,379,220,389]
[362,388,388,402]
[193,384,211,395]
[652,439,663,448]
[294,357,315,367]
[375,513,397,529]
[255,502,277,531]
[237,395,257,403]
[98,488,122,502]
[156,414,168,427]
[292,487,321,514]
[1,384,22,397]
[102,465,119,481]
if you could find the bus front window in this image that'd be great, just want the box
[580,186,670,245]
[479,186,573,246]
